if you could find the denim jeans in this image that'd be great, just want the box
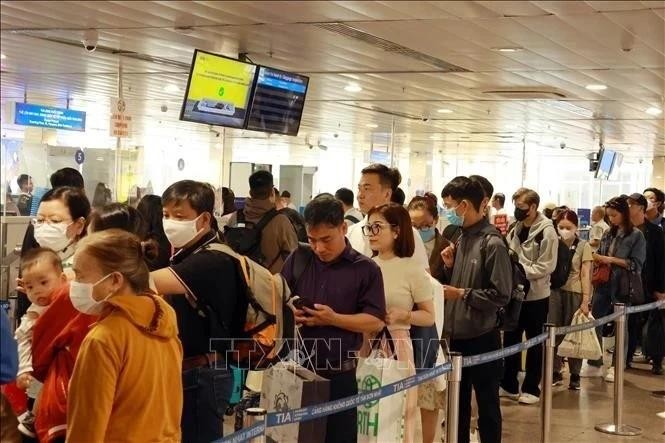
[590,285,628,368]
[181,365,233,443]
[411,324,439,373]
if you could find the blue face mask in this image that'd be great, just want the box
[419,226,436,243]
[446,205,465,227]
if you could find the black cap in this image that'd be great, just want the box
[628,192,647,209]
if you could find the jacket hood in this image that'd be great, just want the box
[519,212,553,240]
[243,197,275,222]
[105,294,178,339]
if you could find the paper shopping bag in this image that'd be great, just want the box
[558,312,602,360]
[356,350,411,442]
[260,361,330,443]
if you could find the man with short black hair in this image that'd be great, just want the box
[16,174,33,216]
[335,187,363,227]
[501,187,558,405]
[392,187,406,206]
[281,195,385,443]
[644,187,665,231]
[227,171,298,273]
[347,163,429,269]
[280,190,297,210]
[151,180,243,443]
[440,176,512,443]
[628,193,665,374]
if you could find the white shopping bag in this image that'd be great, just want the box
[557,311,602,360]
[356,331,411,443]
[430,275,447,391]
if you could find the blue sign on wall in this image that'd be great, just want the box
[14,102,86,132]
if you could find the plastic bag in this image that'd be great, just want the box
[557,311,602,360]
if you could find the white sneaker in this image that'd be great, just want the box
[605,367,615,383]
[470,428,480,443]
[518,393,540,405]
[499,387,519,401]
[580,363,603,378]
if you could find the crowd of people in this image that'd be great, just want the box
[0,164,663,443]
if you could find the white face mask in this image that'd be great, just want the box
[163,215,203,248]
[559,228,576,241]
[34,222,72,252]
[69,274,114,315]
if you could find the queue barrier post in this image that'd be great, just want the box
[446,352,463,443]
[540,323,556,443]
[244,408,267,443]
[595,303,642,436]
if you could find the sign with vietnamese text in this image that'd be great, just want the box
[14,103,86,132]
[110,98,132,138]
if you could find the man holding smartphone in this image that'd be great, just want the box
[281,195,386,443]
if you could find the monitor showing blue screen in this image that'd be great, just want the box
[14,103,86,132]
[595,149,615,180]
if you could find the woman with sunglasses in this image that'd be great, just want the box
[364,203,435,443]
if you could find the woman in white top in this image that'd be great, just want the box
[364,203,435,443]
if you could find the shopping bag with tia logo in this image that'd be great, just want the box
[260,361,330,443]
[557,311,602,360]
[356,329,410,443]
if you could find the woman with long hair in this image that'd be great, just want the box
[582,196,646,382]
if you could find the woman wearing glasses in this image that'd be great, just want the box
[364,203,435,443]
[31,187,90,275]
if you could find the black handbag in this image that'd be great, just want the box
[618,268,645,305]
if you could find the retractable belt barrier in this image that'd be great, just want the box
[216,299,665,443]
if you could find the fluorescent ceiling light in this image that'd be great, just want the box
[437,108,453,114]
[366,123,378,128]
[493,47,523,53]
[0,53,6,59]
[344,83,362,93]
[163,84,180,93]
[646,107,663,116]
[585,84,607,91]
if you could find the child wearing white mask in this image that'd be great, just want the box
[548,210,593,390]
[14,248,67,438]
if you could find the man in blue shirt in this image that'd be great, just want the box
[281,195,386,443]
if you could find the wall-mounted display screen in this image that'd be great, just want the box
[14,103,86,132]
[595,149,616,180]
[245,66,309,136]
[180,50,257,129]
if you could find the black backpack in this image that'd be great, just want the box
[223,209,280,268]
[344,214,361,224]
[534,231,578,290]
[480,232,530,332]
[278,208,308,243]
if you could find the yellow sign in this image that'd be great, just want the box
[187,52,256,111]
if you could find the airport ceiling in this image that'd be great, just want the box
[0,1,664,158]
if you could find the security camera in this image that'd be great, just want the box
[333,133,339,138]
[160,104,168,113]
[560,141,566,150]
[82,29,98,53]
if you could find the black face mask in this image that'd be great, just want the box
[514,207,529,221]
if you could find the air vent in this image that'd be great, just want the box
[482,89,567,99]
[314,23,469,72]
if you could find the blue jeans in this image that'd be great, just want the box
[590,285,628,368]
[181,366,233,443]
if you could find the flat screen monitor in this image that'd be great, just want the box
[595,149,616,180]
[245,66,309,136]
[180,50,257,129]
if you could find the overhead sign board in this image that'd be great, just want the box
[14,102,86,132]
[110,98,132,138]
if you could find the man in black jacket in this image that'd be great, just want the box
[628,193,665,374]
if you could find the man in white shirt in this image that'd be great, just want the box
[346,164,429,269]
[589,206,610,252]
[489,193,509,235]
[335,187,363,227]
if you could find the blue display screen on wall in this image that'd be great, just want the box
[14,102,86,132]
